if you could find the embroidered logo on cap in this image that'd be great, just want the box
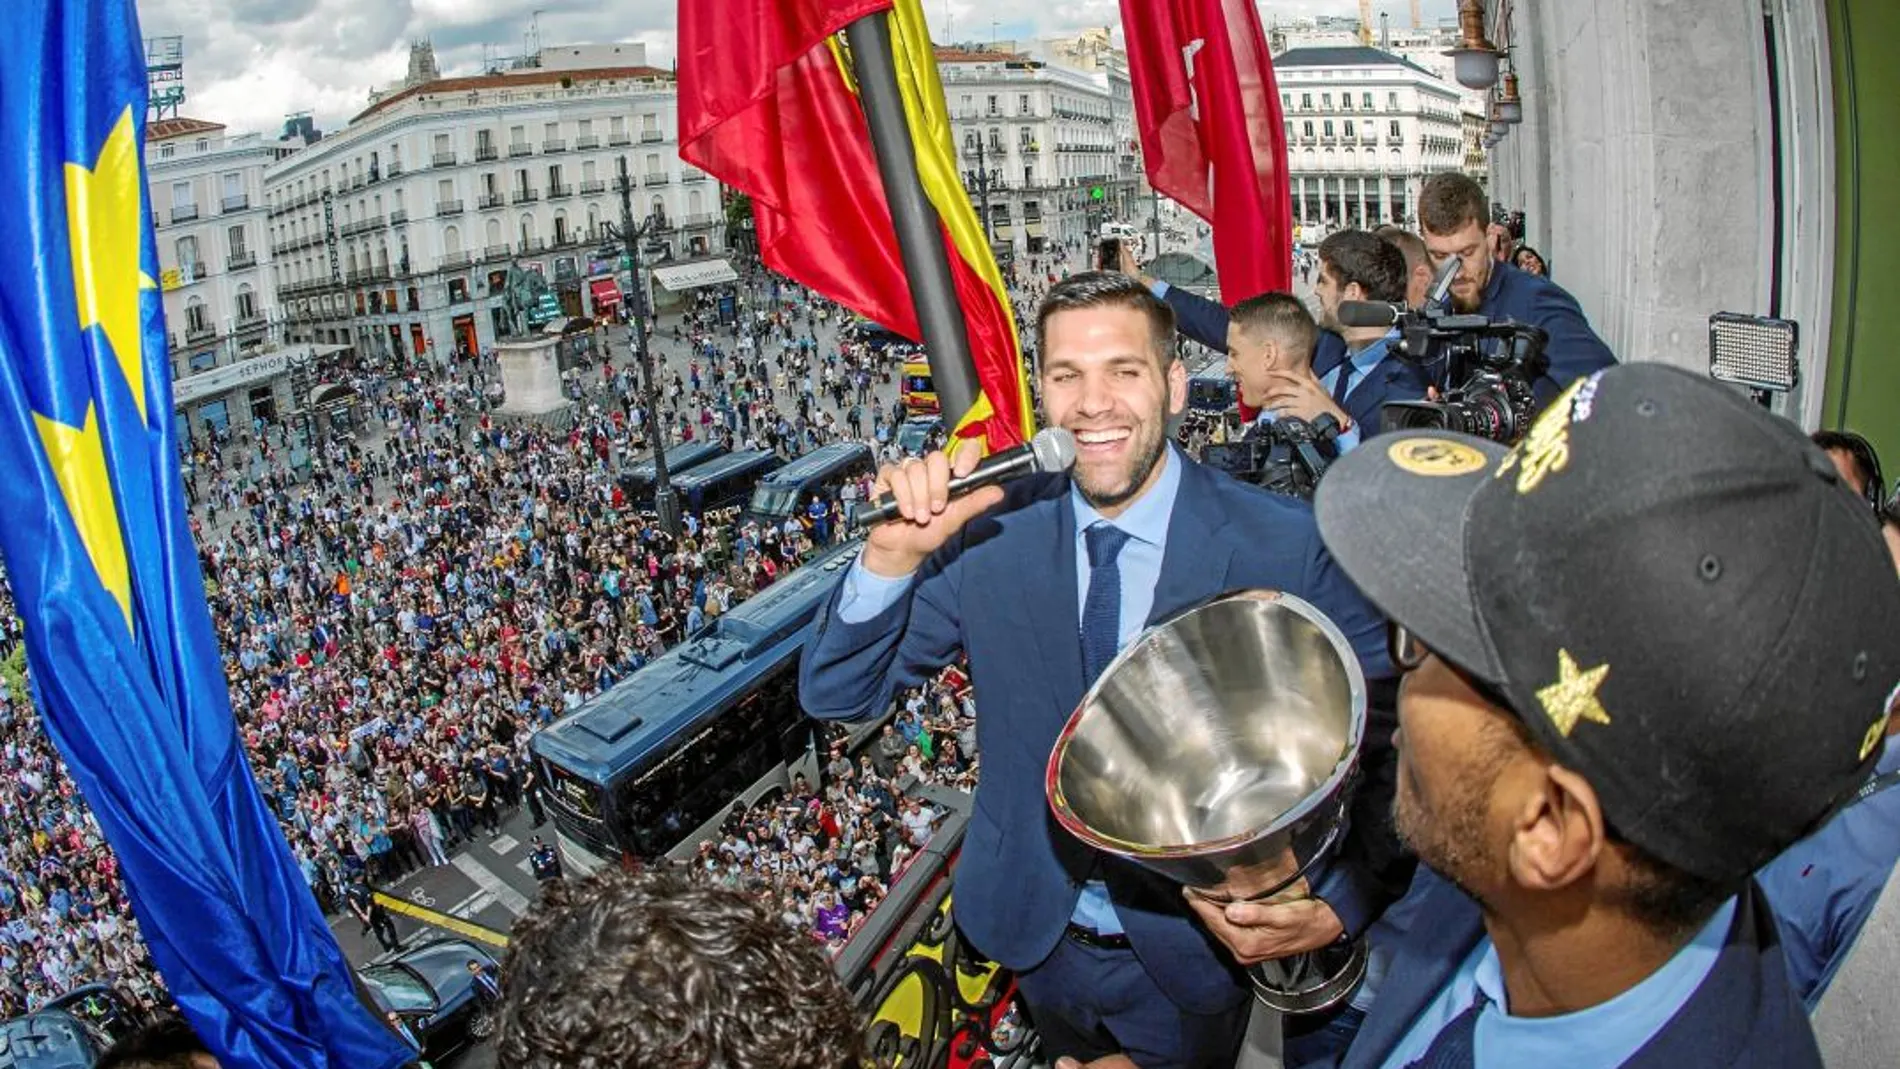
[1388,437,1488,477]
[1536,649,1612,737]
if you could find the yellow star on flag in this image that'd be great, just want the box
[1536,649,1612,738]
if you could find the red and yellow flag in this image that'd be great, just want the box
[679,0,1033,451]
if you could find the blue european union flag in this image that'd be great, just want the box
[0,6,410,1067]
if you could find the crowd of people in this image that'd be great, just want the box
[697,664,980,958]
[0,254,1069,1022]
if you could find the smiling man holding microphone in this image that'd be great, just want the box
[800,272,1405,1068]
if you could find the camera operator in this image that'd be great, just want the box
[1312,365,1900,1068]
[1246,231,1431,453]
[1418,172,1616,403]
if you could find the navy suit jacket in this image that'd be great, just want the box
[1313,336,1433,439]
[1338,872,1822,1069]
[799,453,1398,1014]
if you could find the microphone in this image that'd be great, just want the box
[856,427,1076,526]
[1335,301,1404,329]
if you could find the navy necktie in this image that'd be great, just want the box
[1331,361,1358,406]
[1404,992,1490,1069]
[1081,523,1132,684]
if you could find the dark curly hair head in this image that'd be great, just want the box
[496,865,863,1069]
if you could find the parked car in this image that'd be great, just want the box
[358,938,501,1065]
[0,1009,110,1069]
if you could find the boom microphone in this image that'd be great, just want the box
[856,427,1077,526]
[1335,301,1404,329]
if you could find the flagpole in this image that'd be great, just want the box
[841,12,981,432]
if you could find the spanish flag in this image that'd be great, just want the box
[680,0,1033,451]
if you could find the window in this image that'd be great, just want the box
[1390,120,1402,138]
[171,180,194,210]
[640,113,658,133]
[235,285,256,320]
[988,127,1002,151]
[1300,93,1312,110]
[184,296,208,333]
[578,119,593,136]
[1344,120,1356,137]
[1281,93,1291,111]
[1388,91,1400,111]
[1322,93,1332,109]
[1323,120,1334,137]
[159,143,174,158]
[174,235,199,269]
[436,178,453,201]
[1362,92,1374,110]
[227,225,248,258]
[477,129,494,151]
[544,122,559,142]
[195,138,208,152]
[515,168,530,192]
[433,133,450,153]
[188,349,217,372]
[548,164,562,186]
[448,278,469,302]
[1024,165,1034,185]
[1019,93,1032,116]
[987,94,999,116]
[644,153,661,176]
[1303,120,1315,138]
[1341,95,1353,111]
[610,115,627,136]
[1018,127,1032,148]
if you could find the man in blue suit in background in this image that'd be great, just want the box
[1231,231,1430,452]
[800,273,1404,1068]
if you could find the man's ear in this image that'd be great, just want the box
[1504,763,1608,893]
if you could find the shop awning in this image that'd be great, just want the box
[650,258,738,292]
[309,382,359,408]
[589,277,622,310]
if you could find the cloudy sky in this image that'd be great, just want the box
[137,0,1458,137]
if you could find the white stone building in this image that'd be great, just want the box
[1273,46,1470,234]
[936,46,1134,259]
[263,44,723,366]
[145,117,331,437]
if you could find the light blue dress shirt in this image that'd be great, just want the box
[1316,333,1398,454]
[836,448,1186,936]
[1380,895,1737,1068]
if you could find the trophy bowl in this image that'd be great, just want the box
[1045,589,1369,1013]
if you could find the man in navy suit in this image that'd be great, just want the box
[1232,231,1430,451]
[1311,364,1900,1068]
[800,273,1402,1068]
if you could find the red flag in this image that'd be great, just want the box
[1120,0,1293,305]
[678,0,1033,451]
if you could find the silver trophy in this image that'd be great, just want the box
[1045,590,1369,1013]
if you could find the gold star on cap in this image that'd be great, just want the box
[1536,649,1612,737]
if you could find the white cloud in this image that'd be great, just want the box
[135,0,1455,137]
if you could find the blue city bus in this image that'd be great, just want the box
[744,441,875,526]
[530,540,863,873]
[668,449,785,517]
[618,440,729,509]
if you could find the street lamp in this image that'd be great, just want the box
[599,155,681,537]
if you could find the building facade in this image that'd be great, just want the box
[262,44,721,367]
[937,47,1134,258]
[1273,47,1471,234]
[145,117,329,438]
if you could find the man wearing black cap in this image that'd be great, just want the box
[1311,364,1900,1067]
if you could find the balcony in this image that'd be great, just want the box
[681,169,709,184]
[184,322,216,342]
[639,130,664,143]
[482,244,512,262]
[439,251,473,269]
[349,175,365,190]
[575,135,600,150]
[389,208,408,225]
[367,167,381,184]
[478,193,505,210]
[609,132,632,146]
[221,193,250,213]
[508,142,533,158]
[579,179,607,195]
[234,313,268,333]
[226,251,257,271]
[511,189,540,204]
[387,163,404,177]
[678,212,720,228]
[170,204,200,223]
[518,237,548,255]
[436,199,464,216]
[642,173,668,186]
[177,262,208,283]
[432,151,457,167]
[547,183,573,199]
[549,230,580,248]
[475,145,499,162]
[543,138,567,153]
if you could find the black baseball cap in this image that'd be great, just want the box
[1315,364,1900,884]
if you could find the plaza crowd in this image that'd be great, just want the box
[0,257,1072,1021]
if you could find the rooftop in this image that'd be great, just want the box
[934,46,1033,64]
[352,64,675,124]
[1274,46,1439,79]
[145,117,225,142]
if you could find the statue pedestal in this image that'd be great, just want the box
[494,336,571,422]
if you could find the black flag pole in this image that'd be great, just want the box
[841,11,981,433]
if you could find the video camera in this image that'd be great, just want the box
[1339,257,1551,444]
[1201,414,1343,502]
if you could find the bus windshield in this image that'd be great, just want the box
[747,484,802,520]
